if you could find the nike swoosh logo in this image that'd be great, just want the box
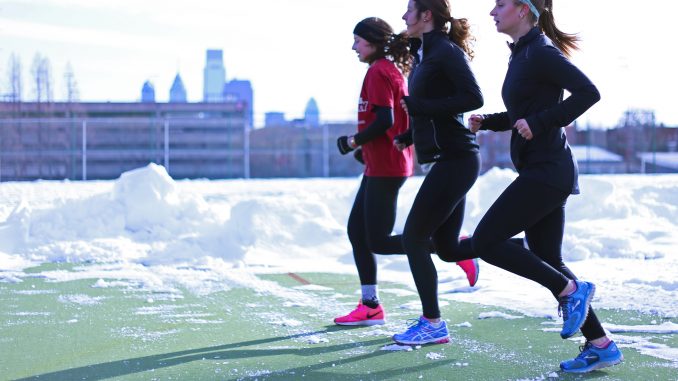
[573,300,581,309]
[366,312,381,319]
[584,356,598,360]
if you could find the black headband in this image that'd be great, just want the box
[353,21,384,44]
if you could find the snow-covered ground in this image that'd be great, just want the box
[1,163,676,361]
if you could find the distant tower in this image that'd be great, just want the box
[141,81,155,103]
[203,49,225,102]
[224,79,253,128]
[169,73,187,103]
[304,97,320,127]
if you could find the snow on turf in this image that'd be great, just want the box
[478,311,523,320]
[0,163,676,361]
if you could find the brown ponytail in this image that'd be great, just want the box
[385,32,413,76]
[448,17,475,60]
[522,0,579,57]
[414,0,475,60]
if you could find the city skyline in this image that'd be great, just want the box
[1,0,676,128]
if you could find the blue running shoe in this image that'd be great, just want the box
[560,341,623,373]
[559,280,595,339]
[392,316,450,345]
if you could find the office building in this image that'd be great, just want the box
[304,97,319,127]
[203,49,225,102]
[224,79,253,128]
[0,101,248,180]
[141,81,155,103]
[169,74,187,103]
[265,112,286,127]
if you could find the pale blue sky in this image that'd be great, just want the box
[1,0,675,128]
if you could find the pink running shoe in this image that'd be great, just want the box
[334,301,385,326]
[456,258,479,287]
[456,235,479,287]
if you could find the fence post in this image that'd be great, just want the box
[164,119,170,172]
[651,122,656,174]
[322,124,329,177]
[0,122,3,182]
[0,122,2,182]
[244,122,250,179]
[82,120,87,180]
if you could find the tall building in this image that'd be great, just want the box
[203,49,225,102]
[169,73,187,103]
[141,81,155,103]
[224,79,253,128]
[304,97,320,127]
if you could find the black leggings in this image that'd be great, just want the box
[347,176,408,286]
[456,175,606,340]
[402,154,480,319]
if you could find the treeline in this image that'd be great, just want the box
[4,53,79,103]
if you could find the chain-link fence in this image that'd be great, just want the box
[0,118,365,181]
[2,118,675,181]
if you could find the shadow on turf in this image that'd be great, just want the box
[15,325,407,380]
[14,324,615,381]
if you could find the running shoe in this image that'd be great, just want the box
[456,258,479,287]
[456,235,479,287]
[392,316,450,345]
[559,280,596,339]
[334,300,385,326]
[560,340,623,373]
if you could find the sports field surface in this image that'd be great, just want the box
[2,265,675,381]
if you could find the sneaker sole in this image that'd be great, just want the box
[561,357,623,374]
[334,319,385,326]
[392,336,450,345]
[561,282,596,339]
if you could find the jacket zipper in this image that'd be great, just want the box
[430,119,442,150]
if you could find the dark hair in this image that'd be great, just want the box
[354,17,412,75]
[413,0,475,59]
[518,0,579,57]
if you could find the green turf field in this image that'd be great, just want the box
[1,264,676,380]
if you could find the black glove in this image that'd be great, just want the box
[337,136,354,155]
[393,132,413,147]
[353,148,365,164]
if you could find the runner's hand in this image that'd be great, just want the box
[468,114,483,133]
[513,119,533,140]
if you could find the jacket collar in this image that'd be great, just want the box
[409,29,447,55]
[507,26,541,53]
